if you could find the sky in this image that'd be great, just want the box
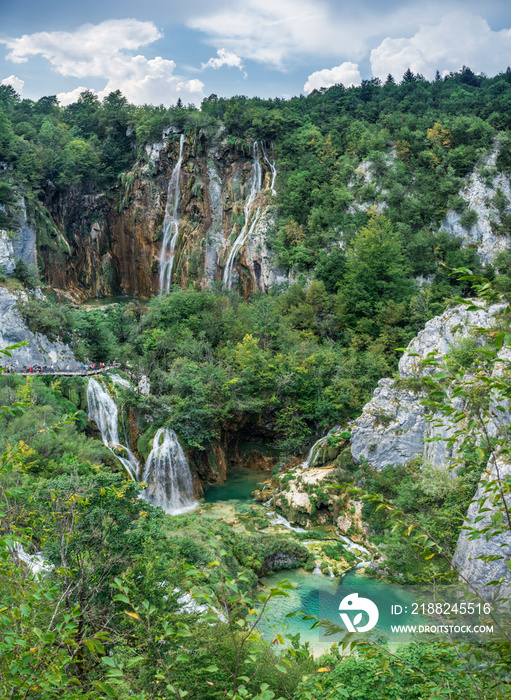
[2,0,511,107]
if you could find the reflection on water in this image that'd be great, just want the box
[260,568,429,655]
[203,469,267,503]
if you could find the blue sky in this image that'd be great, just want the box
[2,0,511,106]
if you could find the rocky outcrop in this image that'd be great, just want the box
[272,466,341,528]
[349,300,511,598]
[350,303,502,470]
[440,149,511,265]
[0,287,80,369]
[452,457,511,600]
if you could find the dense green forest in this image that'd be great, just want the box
[1,67,511,699]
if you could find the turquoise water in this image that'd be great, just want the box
[203,469,267,503]
[201,468,429,654]
[260,568,429,654]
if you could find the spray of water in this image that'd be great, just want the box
[87,378,139,480]
[142,428,198,515]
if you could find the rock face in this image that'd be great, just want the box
[0,198,37,275]
[39,134,285,300]
[0,287,80,369]
[274,467,336,525]
[350,378,426,469]
[0,231,15,274]
[350,303,502,470]
[350,301,511,599]
[11,199,37,268]
[439,149,511,265]
[452,457,511,599]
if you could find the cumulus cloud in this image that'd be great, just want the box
[1,75,24,95]
[56,86,93,106]
[371,11,511,81]
[188,0,369,69]
[1,19,204,106]
[304,61,361,93]
[201,48,247,76]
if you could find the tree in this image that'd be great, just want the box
[402,68,417,84]
[336,213,414,330]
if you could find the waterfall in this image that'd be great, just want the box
[261,142,277,196]
[87,377,139,480]
[267,511,306,533]
[300,425,342,469]
[338,534,372,562]
[142,428,198,515]
[159,134,185,294]
[223,141,262,289]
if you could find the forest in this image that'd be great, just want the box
[1,66,511,699]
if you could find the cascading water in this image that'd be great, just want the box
[261,142,277,196]
[159,134,185,294]
[142,428,198,515]
[87,377,139,480]
[300,425,343,469]
[223,141,262,289]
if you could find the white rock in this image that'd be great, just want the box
[0,287,80,370]
[439,149,511,265]
[0,230,15,273]
[138,375,151,395]
[452,456,511,600]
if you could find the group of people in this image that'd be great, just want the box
[1,362,114,375]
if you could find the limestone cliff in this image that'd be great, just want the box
[0,287,81,369]
[350,303,502,470]
[350,301,511,598]
[439,148,511,265]
[452,456,511,599]
[38,132,285,300]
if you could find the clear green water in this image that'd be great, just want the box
[203,469,267,503]
[201,467,427,654]
[260,568,429,655]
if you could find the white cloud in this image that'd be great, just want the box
[371,11,511,81]
[188,0,368,69]
[201,48,247,77]
[1,19,204,106]
[56,86,92,106]
[1,74,24,95]
[304,62,361,93]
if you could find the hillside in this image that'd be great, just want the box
[1,68,511,700]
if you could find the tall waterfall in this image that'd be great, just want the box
[142,428,198,515]
[261,142,277,196]
[159,134,185,294]
[87,377,139,480]
[223,141,262,289]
